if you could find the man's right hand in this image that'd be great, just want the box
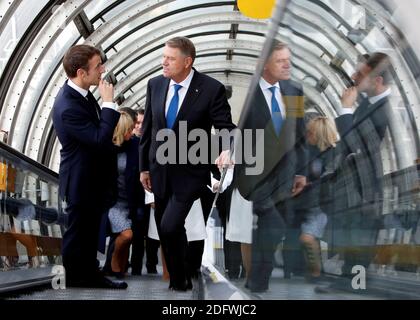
[98,79,114,103]
[341,87,358,108]
[140,171,152,192]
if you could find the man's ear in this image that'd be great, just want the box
[185,56,193,69]
[375,76,384,87]
[76,68,86,79]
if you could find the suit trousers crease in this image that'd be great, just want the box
[154,193,195,286]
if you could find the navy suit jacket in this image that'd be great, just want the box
[52,81,120,207]
[235,79,307,204]
[334,95,391,205]
[335,95,390,146]
[139,70,235,202]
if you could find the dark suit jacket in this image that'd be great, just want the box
[52,81,120,207]
[335,95,390,147]
[139,70,235,202]
[335,95,391,204]
[235,79,307,205]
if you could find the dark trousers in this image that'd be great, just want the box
[184,190,214,277]
[131,214,160,272]
[155,194,195,287]
[224,240,243,278]
[249,202,285,291]
[62,203,102,281]
[186,240,205,277]
[130,208,160,272]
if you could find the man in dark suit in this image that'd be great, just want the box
[139,37,235,291]
[235,41,307,292]
[333,52,393,284]
[52,44,127,289]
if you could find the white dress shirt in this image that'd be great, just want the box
[259,77,286,119]
[165,69,195,117]
[67,79,116,112]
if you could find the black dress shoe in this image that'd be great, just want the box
[147,266,158,274]
[91,276,128,289]
[67,276,128,289]
[109,271,125,279]
[169,280,188,292]
[250,286,268,293]
[131,270,142,276]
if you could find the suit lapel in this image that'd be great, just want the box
[354,97,370,123]
[172,71,202,130]
[156,77,170,128]
[255,86,272,130]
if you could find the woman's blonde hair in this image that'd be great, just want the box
[113,111,134,146]
[307,116,339,151]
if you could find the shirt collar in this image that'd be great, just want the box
[68,79,89,98]
[169,69,194,89]
[368,87,391,105]
[259,77,280,91]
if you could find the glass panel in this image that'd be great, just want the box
[0,0,48,78]
[225,0,420,300]
[84,0,138,22]
[0,144,63,284]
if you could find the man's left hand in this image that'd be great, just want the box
[215,150,234,169]
[292,175,307,197]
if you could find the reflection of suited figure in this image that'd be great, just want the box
[139,37,235,290]
[334,52,392,280]
[52,45,120,286]
[236,43,306,292]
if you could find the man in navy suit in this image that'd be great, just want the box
[333,52,393,286]
[235,40,307,292]
[52,44,126,289]
[139,37,235,291]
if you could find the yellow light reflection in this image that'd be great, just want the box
[238,0,276,19]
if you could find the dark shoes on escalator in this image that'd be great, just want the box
[244,280,268,293]
[66,275,128,289]
[147,266,158,274]
[169,278,193,291]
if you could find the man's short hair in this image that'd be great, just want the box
[166,37,196,63]
[137,109,145,116]
[357,53,370,63]
[268,40,289,57]
[63,45,101,78]
[366,52,393,85]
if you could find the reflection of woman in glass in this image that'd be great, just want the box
[301,116,338,281]
[107,112,134,278]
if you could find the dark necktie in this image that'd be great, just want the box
[269,86,283,136]
[354,96,370,123]
[166,84,182,129]
[87,91,100,120]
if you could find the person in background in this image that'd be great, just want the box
[300,116,339,282]
[107,111,135,278]
[129,109,160,275]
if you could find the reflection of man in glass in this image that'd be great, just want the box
[236,41,307,292]
[321,53,393,292]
